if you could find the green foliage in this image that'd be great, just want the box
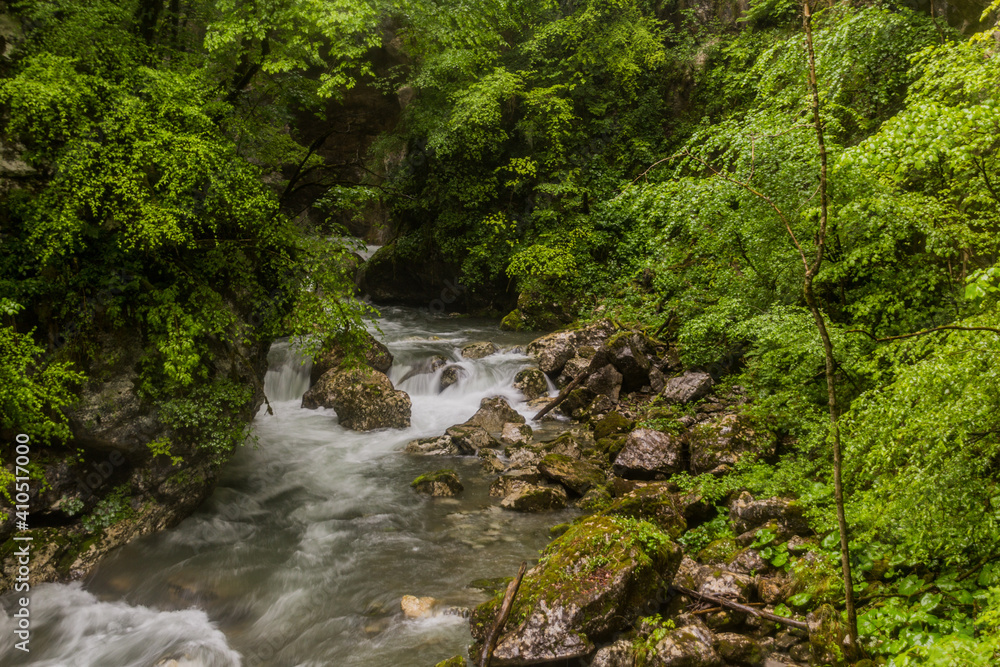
[82,484,135,532]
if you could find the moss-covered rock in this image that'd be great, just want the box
[697,538,739,565]
[712,632,764,666]
[310,330,393,385]
[806,603,856,665]
[411,470,463,497]
[499,308,527,331]
[500,484,568,512]
[538,453,606,495]
[301,366,411,431]
[594,411,634,441]
[688,414,776,476]
[461,341,500,359]
[514,367,549,400]
[472,515,682,664]
[613,428,684,480]
[601,483,687,539]
[434,657,467,667]
[645,620,722,667]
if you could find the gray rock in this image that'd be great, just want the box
[301,367,410,431]
[445,424,495,454]
[500,484,568,512]
[526,320,617,376]
[404,435,458,456]
[608,333,655,391]
[514,367,549,400]
[729,493,811,537]
[649,622,722,667]
[537,453,605,495]
[500,422,533,445]
[464,396,524,432]
[661,372,714,404]
[591,640,636,667]
[489,467,547,497]
[713,632,765,666]
[461,341,500,359]
[613,428,684,479]
[585,363,624,401]
[557,355,591,387]
[439,364,465,392]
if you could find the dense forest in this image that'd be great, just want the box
[2,0,1000,664]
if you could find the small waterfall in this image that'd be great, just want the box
[263,339,311,403]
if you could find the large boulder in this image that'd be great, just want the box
[586,364,624,402]
[310,331,393,385]
[464,396,524,432]
[728,493,811,540]
[405,435,458,456]
[500,484,568,512]
[471,515,683,665]
[526,320,616,377]
[301,367,411,431]
[445,424,495,454]
[514,368,549,400]
[537,453,605,495]
[613,429,684,480]
[591,640,637,667]
[601,483,687,539]
[647,622,722,667]
[607,333,656,391]
[661,372,714,404]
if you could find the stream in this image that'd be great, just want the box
[0,307,574,666]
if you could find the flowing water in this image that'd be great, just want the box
[0,307,574,667]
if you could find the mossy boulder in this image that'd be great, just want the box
[434,657,467,667]
[301,367,410,431]
[612,428,684,480]
[712,632,763,666]
[688,414,776,475]
[445,424,495,454]
[806,603,856,665]
[500,484,568,512]
[514,367,549,400]
[310,330,393,385]
[500,309,527,331]
[471,515,683,665]
[647,621,722,667]
[728,492,810,541]
[661,371,714,404]
[464,396,525,432]
[500,422,533,445]
[697,538,739,565]
[537,453,605,495]
[526,320,617,376]
[601,482,687,539]
[411,470,463,497]
[594,412,634,440]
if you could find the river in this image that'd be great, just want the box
[0,307,574,666]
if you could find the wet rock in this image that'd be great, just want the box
[464,396,525,432]
[411,470,463,497]
[601,483,687,539]
[461,341,500,359]
[612,429,684,479]
[478,449,506,474]
[713,632,765,666]
[489,468,547,497]
[558,387,597,419]
[648,621,722,667]
[500,484,568,512]
[557,355,592,387]
[404,435,458,456]
[439,365,465,391]
[310,331,393,385]
[399,355,448,384]
[401,594,436,618]
[586,364,624,402]
[537,453,605,495]
[591,639,636,667]
[471,515,682,664]
[689,414,776,475]
[500,422,533,446]
[661,372,714,404]
[445,424,495,454]
[537,431,585,459]
[434,657,468,667]
[729,493,811,539]
[302,367,410,431]
[514,367,549,400]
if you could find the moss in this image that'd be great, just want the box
[500,309,526,331]
[594,412,634,440]
[411,469,459,486]
[697,537,739,563]
[601,484,687,539]
[434,657,467,667]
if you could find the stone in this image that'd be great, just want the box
[594,412,633,441]
[689,414,776,475]
[500,422,533,445]
[558,387,597,419]
[608,333,655,391]
[398,355,448,384]
[557,354,592,387]
[401,594,436,618]
[648,621,722,667]
[586,364,624,401]
[537,453,605,495]
[464,396,525,432]
[470,515,682,665]
[514,367,549,400]
[489,468,546,497]
[301,367,410,431]
[461,341,500,359]
[434,657,467,667]
[807,603,857,665]
[601,483,687,539]
[404,435,458,456]
[526,320,617,376]
[727,548,770,575]
[713,633,765,666]
[696,568,754,602]
[411,470,463,497]
[439,365,464,392]
[613,429,684,479]
[500,484,568,512]
[591,640,636,667]
[445,424,495,454]
[649,367,666,393]
[729,493,811,538]
[661,372,714,404]
[310,330,393,385]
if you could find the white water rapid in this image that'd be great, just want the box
[0,307,574,666]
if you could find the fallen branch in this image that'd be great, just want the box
[691,602,765,615]
[672,585,808,630]
[848,325,1000,343]
[532,348,610,421]
[480,561,528,667]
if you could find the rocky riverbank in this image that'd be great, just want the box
[397,321,855,667]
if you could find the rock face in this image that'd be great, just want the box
[310,330,393,385]
[514,368,549,400]
[461,341,500,359]
[471,515,683,665]
[613,429,684,479]
[537,453,604,495]
[411,470,463,497]
[301,367,411,431]
[464,396,524,432]
[662,372,714,404]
